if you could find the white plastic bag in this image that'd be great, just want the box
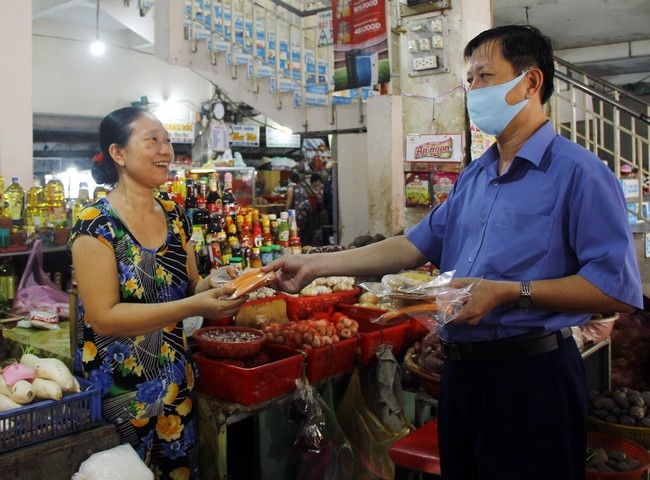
[71,444,153,480]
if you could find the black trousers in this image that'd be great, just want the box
[437,335,587,480]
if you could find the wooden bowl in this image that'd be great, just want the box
[193,326,265,358]
[404,346,441,397]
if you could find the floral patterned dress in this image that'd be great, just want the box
[68,197,199,480]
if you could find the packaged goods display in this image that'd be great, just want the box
[0,174,97,250]
[159,169,305,274]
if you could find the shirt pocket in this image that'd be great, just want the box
[487,209,554,278]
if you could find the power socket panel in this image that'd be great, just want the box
[405,13,448,77]
[413,55,438,71]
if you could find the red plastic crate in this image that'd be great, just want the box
[354,316,409,365]
[234,295,289,327]
[194,345,304,405]
[284,288,360,320]
[264,336,358,383]
[336,303,388,321]
[336,303,434,346]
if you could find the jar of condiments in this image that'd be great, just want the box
[229,256,243,273]
[290,236,301,255]
[249,247,263,268]
[270,244,282,261]
[260,245,273,266]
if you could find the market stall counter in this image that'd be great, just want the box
[0,321,121,480]
[1,320,74,370]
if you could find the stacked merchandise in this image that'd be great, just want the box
[160,170,303,277]
[0,174,77,248]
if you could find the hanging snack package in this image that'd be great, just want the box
[209,267,277,299]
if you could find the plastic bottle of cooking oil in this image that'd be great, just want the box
[93,184,109,202]
[45,178,67,228]
[0,259,15,309]
[24,179,46,229]
[72,182,91,224]
[4,177,25,232]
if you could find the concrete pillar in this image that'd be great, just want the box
[0,1,33,186]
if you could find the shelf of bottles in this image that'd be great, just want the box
[160,167,302,277]
[0,174,82,310]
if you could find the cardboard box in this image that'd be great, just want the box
[620,179,640,199]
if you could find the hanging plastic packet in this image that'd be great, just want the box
[209,267,276,299]
[359,270,456,303]
[289,377,329,453]
[364,271,481,333]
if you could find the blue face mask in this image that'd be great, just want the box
[466,70,530,137]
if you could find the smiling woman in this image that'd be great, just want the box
[67,106,247,479]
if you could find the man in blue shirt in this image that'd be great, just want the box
[264,25,643,480]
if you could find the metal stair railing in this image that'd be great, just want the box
[551,57,650,222]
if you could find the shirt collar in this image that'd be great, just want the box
[477,120,556,169]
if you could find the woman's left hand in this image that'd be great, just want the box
[196,284,247,319]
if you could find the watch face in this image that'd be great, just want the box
[518,296,533,310]
[213,102,225,120]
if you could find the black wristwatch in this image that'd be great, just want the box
[517,281,533,310]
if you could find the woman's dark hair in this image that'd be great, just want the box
[310,173,322,184]
[91,106,148,186]
[290,172,301,184]
[464,25,555,104]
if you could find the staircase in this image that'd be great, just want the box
[155,0,370,134]
[551,57,650,222]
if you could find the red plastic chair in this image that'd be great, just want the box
[389,417,442,479]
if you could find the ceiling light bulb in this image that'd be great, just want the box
[90,39,105,56]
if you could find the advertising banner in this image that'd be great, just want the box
[405,134,463,163]
[332,0,389,91]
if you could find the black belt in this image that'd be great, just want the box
[440,327,573,361]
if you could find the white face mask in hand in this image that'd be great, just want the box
[466,70,530,137]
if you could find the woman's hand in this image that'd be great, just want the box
[195,284,247,319]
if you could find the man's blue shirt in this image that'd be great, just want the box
[407,121,643,342]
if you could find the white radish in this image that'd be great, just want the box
[0,375,11,397]
[10,380,34,404]
[20,353,78,392]
[0,393,22,412]
[31,378,63,401]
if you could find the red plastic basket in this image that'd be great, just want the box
[337,306,409,364]
[284,288,360,320]
[194,344,304,405]
[586,430,650,479]
[264,336,358,383]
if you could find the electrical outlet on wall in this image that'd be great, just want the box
[431,34,444,49]
[408,40,419,53]
[413,55,438,71]
[419,38,431,51]
[430,18,444,32]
